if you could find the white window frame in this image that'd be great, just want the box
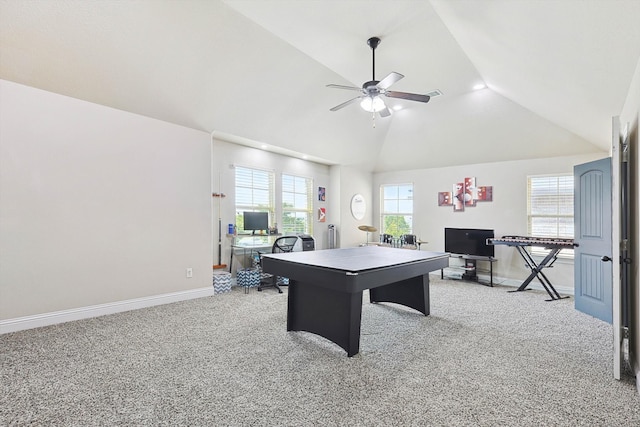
[527,174,574,258]
[235,166,275,233]
[281,173,313,235]
[380,183,414,237]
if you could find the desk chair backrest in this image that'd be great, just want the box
[401,234,416,245]
[256,236,299,294]
[380,233,394,245]
[273,236,299,253]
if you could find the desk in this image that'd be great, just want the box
[229,235,280,272]
[261,246,448,356]
[230,243,272,272]
[416,240,428,250]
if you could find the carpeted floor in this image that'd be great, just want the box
[1,275,638,426]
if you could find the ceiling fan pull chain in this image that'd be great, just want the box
[372,111,376,128]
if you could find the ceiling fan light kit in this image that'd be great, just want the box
[360,96,385,112]
[327,36,436,118]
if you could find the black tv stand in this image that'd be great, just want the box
[441,254,496,287]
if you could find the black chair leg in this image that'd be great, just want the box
[258,275,282,293]
[273,275,282,293]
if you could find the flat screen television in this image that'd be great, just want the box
[444,227,495,258]
[243,211,269,234]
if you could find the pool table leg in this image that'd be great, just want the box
[369,274,430,315]
[287,281,364,357]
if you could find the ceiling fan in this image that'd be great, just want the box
[327,36,436,117]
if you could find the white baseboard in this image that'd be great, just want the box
[435,271,574,296]
[491,276,574,296]
[632,349,640,395]
[0,286,217,335]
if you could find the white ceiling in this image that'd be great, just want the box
[1,0,639,172]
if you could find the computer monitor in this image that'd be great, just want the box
[243,211,269,234]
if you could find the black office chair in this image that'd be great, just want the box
[380,233,394,246]
[258,236,298,293]
[400,234,418,249]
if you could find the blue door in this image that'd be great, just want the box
[574,158,612,323]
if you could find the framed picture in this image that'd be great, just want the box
[453,183,464,212]
[439,177,493,211]
[438,192,452,206]
[318,207,326,222]
[318,187,326,201]
[464,177,477,207]
[477,186,493,201]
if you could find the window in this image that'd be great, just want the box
[282,174,313,235]
[235,166,274,232]
[380,184,413,236]
[527,174,574,257]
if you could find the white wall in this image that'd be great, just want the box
[330,166,374,248]
[619,55,640,387]
[0,80,212,321]
[211,138,331,271]
[373,153,607,289]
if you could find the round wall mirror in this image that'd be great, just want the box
[350,194,366,220]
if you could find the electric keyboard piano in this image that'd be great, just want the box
[487,236,577,301]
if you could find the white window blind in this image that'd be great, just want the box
[380,184,413,236]
[282,174,313,235]
[527,175,574,257]
[235,166,274,231]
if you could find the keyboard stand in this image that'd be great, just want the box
[509,245,569,301]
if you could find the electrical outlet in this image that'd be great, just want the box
[186,268,193,278]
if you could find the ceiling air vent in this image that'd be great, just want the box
[426,89,443,98]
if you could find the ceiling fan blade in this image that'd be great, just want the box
[385,91,431,103]
[327,84,364,92]
[379,107,391,118]
[377,72,404,89]
[329,96,363,112]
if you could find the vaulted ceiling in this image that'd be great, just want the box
[2,0,639,172]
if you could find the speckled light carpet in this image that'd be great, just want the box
[1,275,638,426]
